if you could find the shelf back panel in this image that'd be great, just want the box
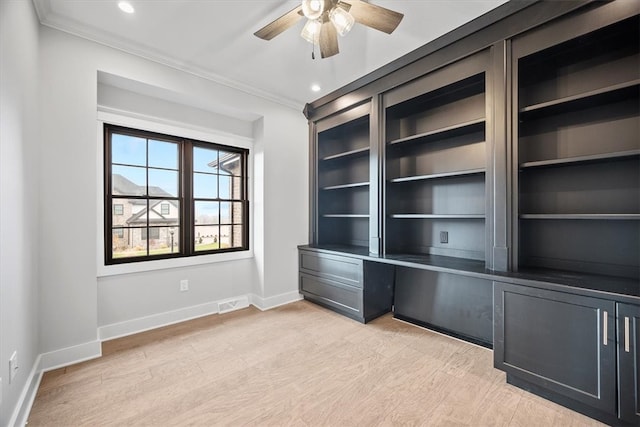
[388,137,485,179]
[518,15,639,109]
[519,158,640,215]
[519,98,639,164]
[319,187,370,216]
[319,217,370,248]
[519,219,640,280]
[386,218,485,261]
[388,176,485,216]
[318,117,370,159]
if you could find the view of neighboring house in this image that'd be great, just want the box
[111,148,244,258]
[111,174,182,256]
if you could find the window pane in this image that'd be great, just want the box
[220,225,232,249]
[219,175,231,199]
[195,201,218,225]
[149,168,178,197]
[165,227,180,254]
[231,177,243,199]
[193,147,218,173]
[150,200,179,226]
[232,225,244,248]
[218,151,242,175]
[160,203,170,215]
[112,165,146,196]
[113,228,147,258]
[112,198,147,227]
[148,140,178,169]
[220,202,232,224]
[193,173,218,199]
[147,227,179,255]
[112,133,146,166]
[232,202,243,224]
[195,225,220,251]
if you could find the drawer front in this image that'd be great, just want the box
[300,273,362,315]
[299,251,363,288]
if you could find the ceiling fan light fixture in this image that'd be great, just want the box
[117,1,135,14]
[329,6,354,36]
[301,19,322,44]
[301,0,325,20]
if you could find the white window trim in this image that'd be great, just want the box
[96,108,254,277]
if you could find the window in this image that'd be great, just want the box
[104,124,248,264]
[141,227,160,241]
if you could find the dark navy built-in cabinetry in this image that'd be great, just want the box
[299,1,639,425]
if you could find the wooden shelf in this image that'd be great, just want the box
[520,79,640,116]
[520,214,640,220]
[389,168,485,183]
[322,182,370,190]
[390,214,485,219]
[321,146,369,161]
[520,150,640,169]
[322,214,370,218]
[387,118,485,146]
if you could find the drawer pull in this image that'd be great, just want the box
[625,316,630,353]
[603,311,607,345]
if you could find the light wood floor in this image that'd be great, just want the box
[29,300,603,426]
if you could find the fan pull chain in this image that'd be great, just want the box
[312,42,316,60]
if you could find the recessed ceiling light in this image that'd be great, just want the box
[118,1,135,14]
[311,84,321,92]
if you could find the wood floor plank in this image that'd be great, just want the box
[27,300,606,426]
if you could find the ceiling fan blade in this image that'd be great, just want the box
[319,20,339,58]
[348,0,404,34]
[254,5,304,40]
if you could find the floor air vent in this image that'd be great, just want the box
[217,296,249,314]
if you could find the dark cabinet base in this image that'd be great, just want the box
[299,249,394,323]
[394,267,493,348]
[507,375,636,427]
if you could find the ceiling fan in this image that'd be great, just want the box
[254,0,404,59]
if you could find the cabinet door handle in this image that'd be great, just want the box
[625,316,630,353]
[603,311,608,345]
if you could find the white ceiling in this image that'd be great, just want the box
[33,0,508,110]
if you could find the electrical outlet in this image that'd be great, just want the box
[9,351,18,383]
[440,231,449,244]
[180,279,189,292]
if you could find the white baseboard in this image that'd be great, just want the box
[98,293,301,341]
[98,300,221,341]
[8,354,42,427]
[249,291,302,311]
[39,340,102,373]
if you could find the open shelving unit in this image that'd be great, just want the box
[316,107,371,249]
[384,63,488,264]
[514,14,640,281]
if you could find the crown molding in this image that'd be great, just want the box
[31,0,304,112]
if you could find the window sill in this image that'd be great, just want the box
[97,250,254,277]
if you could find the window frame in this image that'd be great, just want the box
[104,123,249,265]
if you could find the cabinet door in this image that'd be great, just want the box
[618,303,640,423]
[494,282,616,414]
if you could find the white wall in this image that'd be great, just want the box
[37,23,308,356]
[0,0,41,424]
